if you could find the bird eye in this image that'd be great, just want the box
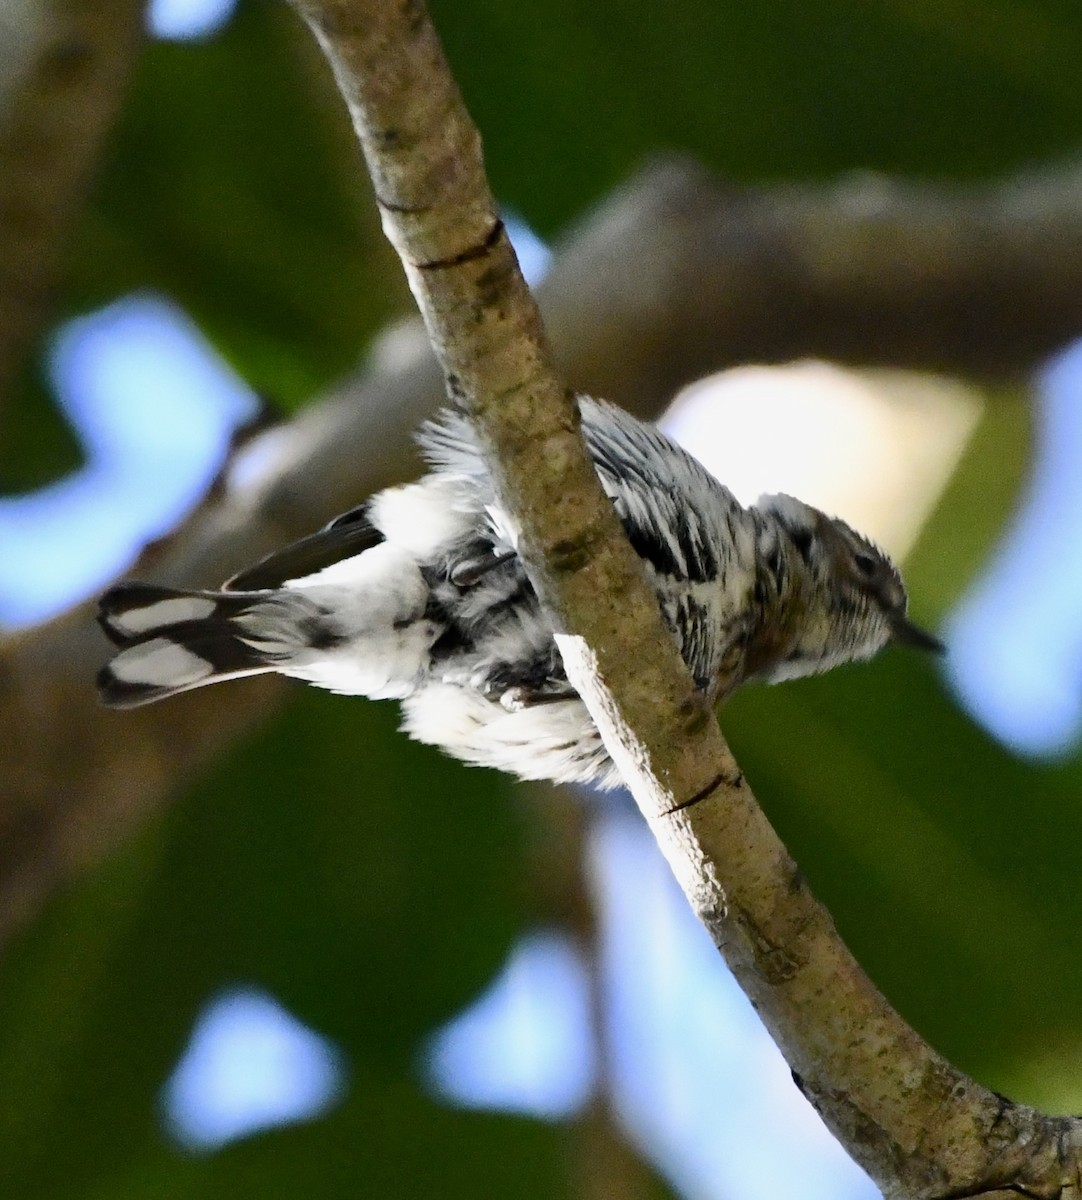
[853,552,877,577]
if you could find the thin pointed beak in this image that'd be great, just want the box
[890,614,945,655]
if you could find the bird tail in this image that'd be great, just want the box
[97,582,275,709]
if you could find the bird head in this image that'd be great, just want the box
[750,494,943,683]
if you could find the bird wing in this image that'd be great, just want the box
[579,398,746,586]
[224,504,382,591]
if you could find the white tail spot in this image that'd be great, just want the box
[115,596,217,634]
[111,639,214,687]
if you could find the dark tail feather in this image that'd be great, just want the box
[97,583,273,709]
[98,581,251,646]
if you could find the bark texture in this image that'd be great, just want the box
[282,1,1082,1197]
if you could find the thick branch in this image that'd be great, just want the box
[0,0,145,417]
[284,2,1082,1198]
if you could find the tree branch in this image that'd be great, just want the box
[282,1,1082,1198]
[0,0,145,419]
[287,0,728,870]
[542,157,1082,396]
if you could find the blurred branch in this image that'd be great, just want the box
[284,1,1082,1199]
[546,157,1082,395]
[0,0,145,423]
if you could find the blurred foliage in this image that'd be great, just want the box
[730,647,1082,1104]
[0,359,83,492]
[1,0,411,490]
[431,0,1082,230]
[67,1,412,408]
[0,691,573,1197]
[4,0,1082,1195]
[725,395,1050,1091]
[901,390,1032,618]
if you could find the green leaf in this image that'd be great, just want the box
[62,1084,572,1200]
[903,389,1033,622]
[168,1083,570,1200]
[725,652,1082,1111]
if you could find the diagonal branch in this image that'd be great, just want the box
[0,156,808,961]
[284,1,1082,1198]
